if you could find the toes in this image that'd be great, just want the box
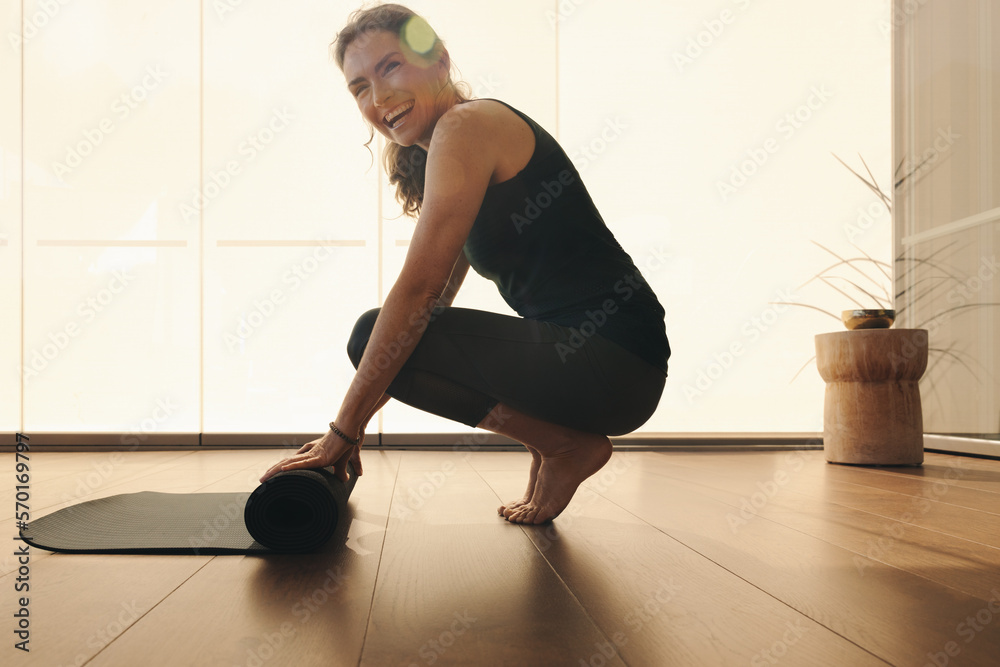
[507,505,536,524]
[505,504,552,525]
[521,506,542,524]
[502,503,524,519]
[499,499,521,516]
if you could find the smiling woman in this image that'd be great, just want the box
[335,8,472,218]
[260,3,671,526]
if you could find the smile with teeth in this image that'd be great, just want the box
[384,101,414,129]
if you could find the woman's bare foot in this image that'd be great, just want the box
[503,435,612,525]
[498,447,541,516]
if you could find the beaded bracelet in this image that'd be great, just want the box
[329,421,360,446]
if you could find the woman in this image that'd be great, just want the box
[261,3,670,525]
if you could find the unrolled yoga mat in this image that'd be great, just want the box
[19,464,357,555]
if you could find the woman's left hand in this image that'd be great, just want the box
[259,427,364,484]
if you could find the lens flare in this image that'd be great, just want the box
[401,16,436,56]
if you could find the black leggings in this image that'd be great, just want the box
[347,307,665,436]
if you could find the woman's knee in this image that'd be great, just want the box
[346,307,381,369]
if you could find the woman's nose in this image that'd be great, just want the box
[372,82,390,108]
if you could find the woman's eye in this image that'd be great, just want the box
[384,61,399,73]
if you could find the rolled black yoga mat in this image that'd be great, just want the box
[19,464,357,555]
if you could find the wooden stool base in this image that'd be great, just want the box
[815,329,929,466]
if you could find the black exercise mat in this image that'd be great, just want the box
[19,464,357,555]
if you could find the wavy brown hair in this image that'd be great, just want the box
[331,3,470,217]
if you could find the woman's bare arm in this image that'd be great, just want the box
[436,252,471,309]
[260,105,499,481]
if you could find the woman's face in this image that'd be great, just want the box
[343,29,449,150]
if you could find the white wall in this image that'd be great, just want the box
[2,0,890,436]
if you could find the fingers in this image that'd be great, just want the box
[348,445,364,476]
[260,459,291,482]
[332,454,351,484]
[294,440,319,455]
[259,453,322,482]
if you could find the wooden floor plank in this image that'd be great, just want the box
[648,451,1000,549]
[670,449,1000,500]
[2,554,212,666]
[359,465,626,667]
[479,467,891,667]
[806,462,1000,515]
[628,454,1000,601]
[593,455,1000,666]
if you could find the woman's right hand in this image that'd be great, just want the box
[259,427,364,484]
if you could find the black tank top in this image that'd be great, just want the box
[461,99,670,374]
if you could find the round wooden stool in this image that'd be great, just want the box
[814,329,929,465]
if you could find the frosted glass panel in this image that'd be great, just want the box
[21,0,200,431]
[201,0,376,241]
[21,247,199,431]
[1,1,21,431]
[559,0,891,432]
[203,245,374,432]
[201,1,379,431]
[6,1,891,437]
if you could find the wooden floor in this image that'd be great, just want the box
[3,447,1000,666]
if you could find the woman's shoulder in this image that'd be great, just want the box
[436,98,536,139]
[433,99,537,183]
